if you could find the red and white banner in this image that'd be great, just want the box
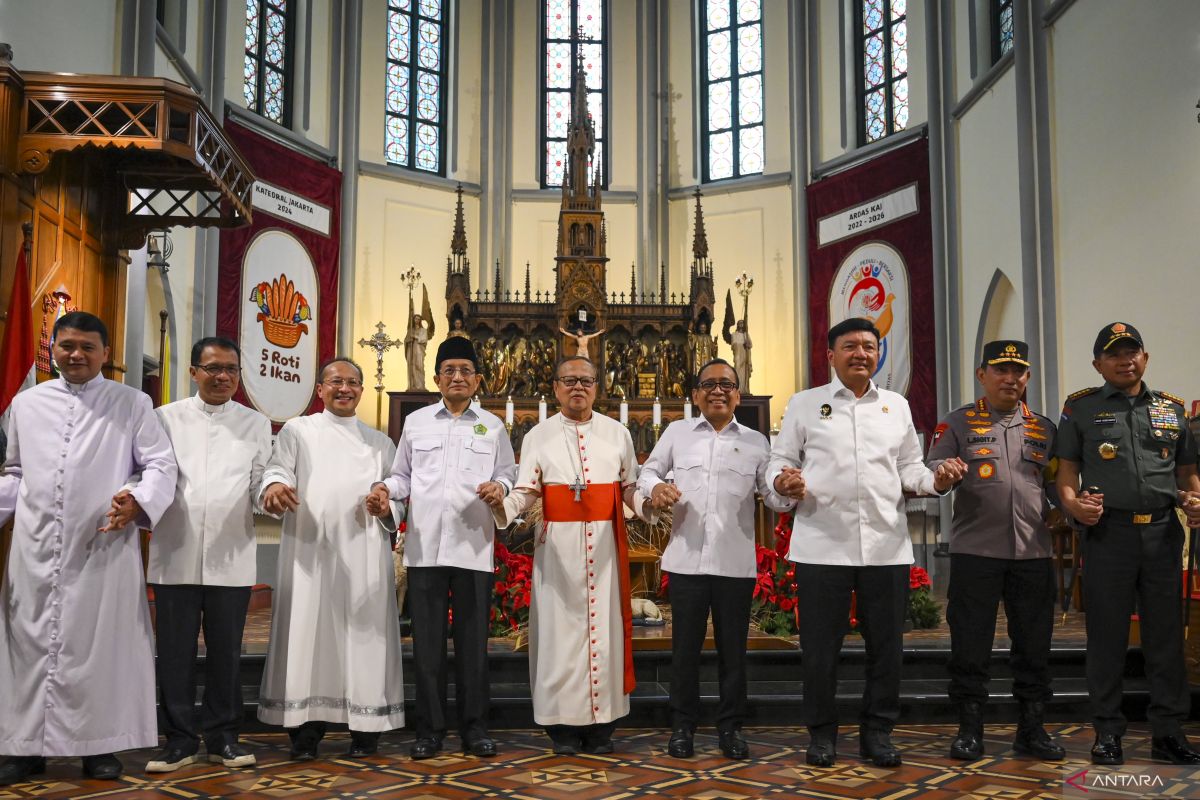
[806,138,937,436]
[218,121,341,424]
[0,243,35,414]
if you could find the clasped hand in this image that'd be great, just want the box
[649,482,682,510]
[932,457,968,492]
[773,467,806,501]
[1178,490,1200,528]
[263,482,301,515]
[100,489,142,532]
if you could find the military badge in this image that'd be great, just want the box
[970,426,993,436]
[965,410,976,418]
[933,422,949,444]
[975,447,994,456]
[978,463,995,479]
[473,423,488,436]
[1099,442,1118,460]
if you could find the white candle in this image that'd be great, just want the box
[538,395,547,422]
[619,400,629,425]
[652,397,662,426]
[683,400,692,420]
[505,395,514,425]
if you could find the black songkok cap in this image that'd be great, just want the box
[435,336,478,370]
[980,340,1030,368]
[1092,322,1144,358]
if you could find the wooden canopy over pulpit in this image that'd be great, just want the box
[0,43,255,580]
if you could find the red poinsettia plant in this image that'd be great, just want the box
[490,539,533,636]
[750,513,801,636]
[907,564,940,629]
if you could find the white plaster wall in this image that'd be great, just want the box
[1050,0,1200,406]
[953,70,1022,403]
[0,0,122,74]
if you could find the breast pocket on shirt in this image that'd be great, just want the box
[673,452,706,494]
[720,453,760,496]
[965,447,1004,484]
[411,438,444,477]
[461,437,496,477]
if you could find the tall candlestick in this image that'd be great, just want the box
[538,395,547,422]
[619,399,628,425]
[505,395,514,425]
[652,397,662,426]
[683,400,692,420]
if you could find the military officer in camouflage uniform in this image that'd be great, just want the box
[1055,322,1200,766]
[927,340,1064,762]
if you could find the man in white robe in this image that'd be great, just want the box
[258,358,404,760]
[146,337,272,772]
[0,312,177,785]
[491,356,652,755]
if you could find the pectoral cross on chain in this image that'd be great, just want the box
[569,477,585,502]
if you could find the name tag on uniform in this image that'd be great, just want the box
[1092,412,1117,426]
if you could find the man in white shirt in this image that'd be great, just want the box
[258,359,405,760]
[641,359,787,761]
[145,337,272,773]
[769,318,966,768]
[0,312,177,785]
[367,337,516,759]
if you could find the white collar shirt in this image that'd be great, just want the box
[383,400,517,572]
[638,416,787,578]
[767,376,938,566]
[148,395,273,586]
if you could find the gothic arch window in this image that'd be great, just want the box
[541,0,608,188]
[855,0,909,145]
[243,0,294,125]
[992,0,1014,62]
[386,0,451,174]
[700,0,764,182]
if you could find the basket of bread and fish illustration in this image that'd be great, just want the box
[250,274,311,348]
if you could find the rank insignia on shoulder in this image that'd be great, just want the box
[473,423,488,436]
[1157,391,1185,407]
[1067,387,1100,401]
[965,410,976,418]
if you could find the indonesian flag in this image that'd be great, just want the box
[0,244,35,414]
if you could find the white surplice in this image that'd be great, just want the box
[256,410,405,731]
[492,412,649,727]
[148,395,272,586]
[0,375,177,756]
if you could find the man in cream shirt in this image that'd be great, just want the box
[769,317,966,769]
[146,337,272,772]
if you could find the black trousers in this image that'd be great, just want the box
[152,584,251,751]
[1083,514,1189,737]
[407,566,494,741]
[946,554,1055,705]
[668,572,755,732]
[795,563,908,739]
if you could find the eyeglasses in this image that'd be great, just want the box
[193,364,240,376]
[697,379,738,392]
[555,376,597,388]
[324,378,363,388]
[438,366,476,377]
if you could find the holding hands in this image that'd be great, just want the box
[365,484,392,517]
[100,489,143,532]
[773,467,807,501]
[1179,490,1200,528]
[932,457,968,492]
[476,481,506,508]
[1070,488,1105,527]
[649,482,682,510]
[264,482,301,515]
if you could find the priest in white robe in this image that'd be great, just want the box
[0,312,177,785]
[257,358,405,760]
[491,356,652,755]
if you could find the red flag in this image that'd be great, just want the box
[0,244,35,413]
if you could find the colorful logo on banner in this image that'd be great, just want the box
[239,230,319,422]
[829,242,912,394]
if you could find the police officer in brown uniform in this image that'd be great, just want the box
[927,341,1064,762]
[1055,322,1200,765]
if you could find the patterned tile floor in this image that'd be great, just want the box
[3,724,1196,799]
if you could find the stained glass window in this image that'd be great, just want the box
[856,0,908,145]
[386,0,450,174]
[992,0,1014,62]
[701,0,764,182]
[541,0,608,188]
[243,0,293,126]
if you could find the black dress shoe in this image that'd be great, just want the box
[207,743,256,768]
[581,734,614,755]
[548,730,582,755]
[81,753,123,780]
[0,756,46,786]
[146,744,200,773]
[949,731,984,761]
[667,727,695,759]
[463,736,497,757]
[1091,733,1123,765]
[409,737,443,760]
[719,730,750,760]
[806,739,836,767]
[859,730,902,768]
[1151,735,1200,765]
[348,732,380,758]
[1013,726,1065,761]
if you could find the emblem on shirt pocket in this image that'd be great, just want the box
[473,423,487,436]
[820,404,832,419]
[1099,442,1118,460]
[978,463,995,479]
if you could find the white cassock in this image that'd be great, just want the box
[492,412,650,727]
[0,375,177,756]
[256,410,405,731]
[148,395,272,586]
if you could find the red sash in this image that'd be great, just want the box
[542,482,636,694]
